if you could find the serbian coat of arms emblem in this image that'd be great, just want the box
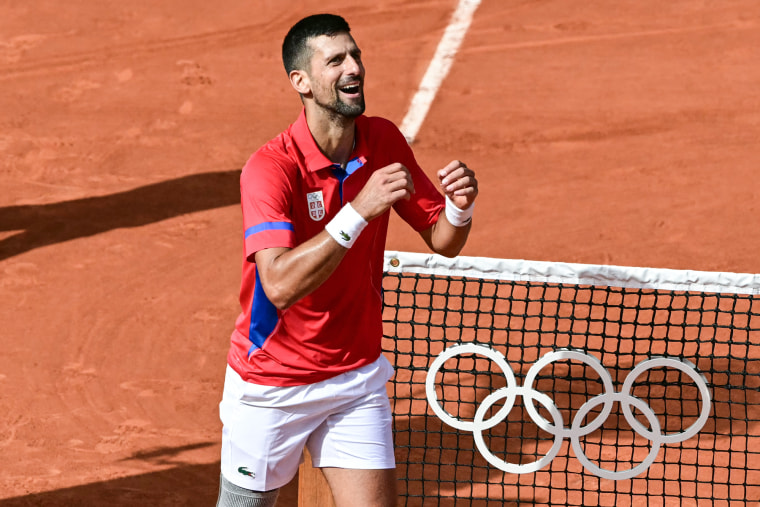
[307,190,325,221]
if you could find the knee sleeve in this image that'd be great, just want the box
[216,474,280,507]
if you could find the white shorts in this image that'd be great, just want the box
[219,355,396,491]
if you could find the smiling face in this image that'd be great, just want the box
[298,32,366,119]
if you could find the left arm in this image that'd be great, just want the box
[419,160,478,257]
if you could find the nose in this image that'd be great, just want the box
[344,55,363,76]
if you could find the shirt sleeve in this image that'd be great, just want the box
[384,123,445,231]
[240,150,297,261]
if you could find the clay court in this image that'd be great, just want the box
[1,0,759,505]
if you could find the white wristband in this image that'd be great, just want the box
[325,203,368,248]
[444,196,474,227]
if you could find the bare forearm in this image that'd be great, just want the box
[255,232,348,309]
[423,159,477,257]
[421,212,472,257]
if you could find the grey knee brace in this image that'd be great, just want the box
[216,474,280,507]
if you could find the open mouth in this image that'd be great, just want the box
[339,84,362,96]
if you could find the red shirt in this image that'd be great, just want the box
[228,109,444,386]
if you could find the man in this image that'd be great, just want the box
[217,13,478,507]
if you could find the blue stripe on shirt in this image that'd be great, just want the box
[345,156,365,176]
[245,221,293,239]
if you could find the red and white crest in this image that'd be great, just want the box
[307,190,325,221]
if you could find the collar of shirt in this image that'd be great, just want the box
[290,108,367,174]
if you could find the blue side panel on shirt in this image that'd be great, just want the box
[245,221,293,239]
[248,267,279,355]
[332,156,366,204]
[332,166,347,203]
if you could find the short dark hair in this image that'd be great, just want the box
[282,14,351,74]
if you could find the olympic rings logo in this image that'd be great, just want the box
[425,344,711,480]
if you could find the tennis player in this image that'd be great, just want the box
[217,13,478,507]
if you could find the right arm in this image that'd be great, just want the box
[256,163,414,309]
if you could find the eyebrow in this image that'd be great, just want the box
[326,47,358,59]
[320,40,361,63]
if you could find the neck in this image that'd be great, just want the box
[304,104,356,167]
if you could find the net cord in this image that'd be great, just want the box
[384,251,760,294]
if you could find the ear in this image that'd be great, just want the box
[289,69,311,96]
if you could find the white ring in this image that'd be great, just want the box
[426,343,517,432]
[472,386,565,474]
[571,392,662,480]
[620,357,712,444]
[523,349,615,438]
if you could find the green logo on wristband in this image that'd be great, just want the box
[339,231,351,242]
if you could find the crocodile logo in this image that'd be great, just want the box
[339,231,351,242]
[237,466,255,478]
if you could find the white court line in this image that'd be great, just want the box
[399,0,481,144]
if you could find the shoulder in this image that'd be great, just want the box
[357,115,409,147]
[241,132,300,193]
[243,132,296,177]
[359,115,402,135]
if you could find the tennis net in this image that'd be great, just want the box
[381,251,760,506]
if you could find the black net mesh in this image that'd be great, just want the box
[382,262,760,506]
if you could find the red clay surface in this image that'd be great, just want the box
[1,1,758,505]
